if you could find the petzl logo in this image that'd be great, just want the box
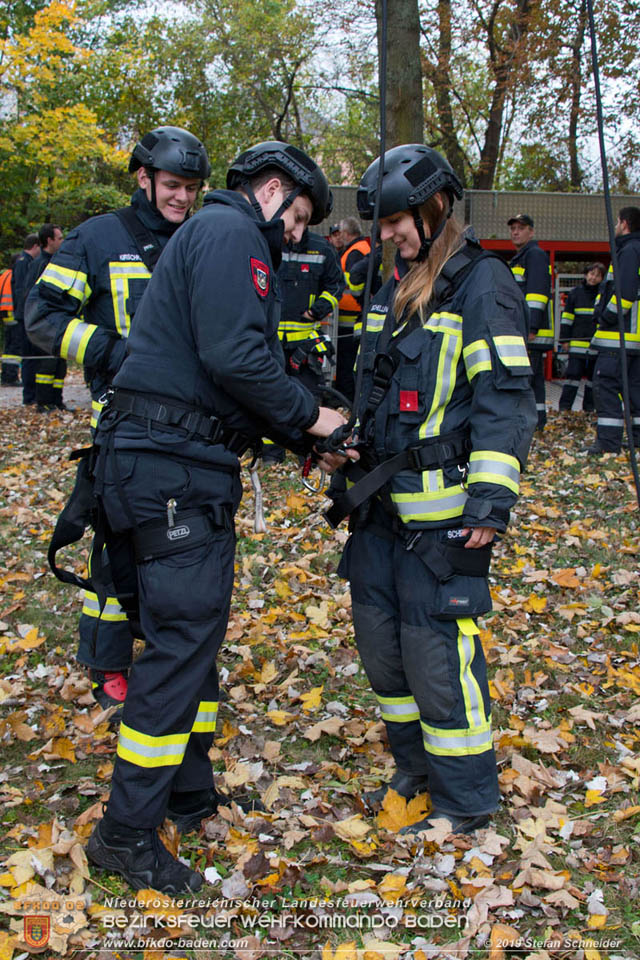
[167,524,190,541]
[24,916,50,950]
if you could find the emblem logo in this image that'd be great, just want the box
[167,525,190,541]
[300,263,310,273]
[250,258,270,297]
[24,916,50,950]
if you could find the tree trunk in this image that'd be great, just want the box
[376,0,423,148]
[568,0,587,189]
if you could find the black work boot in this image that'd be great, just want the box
[167,787,265,834]
[400,809,490,836]
[363,770,430,812]
[87,815,202,893]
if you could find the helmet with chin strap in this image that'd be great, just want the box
[129,126,211,180]
[226,141,333,226]
[357,144,463,261]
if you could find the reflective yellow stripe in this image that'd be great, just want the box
[420,331,462,439]
[421,718,493,755]
[511,265,525,276]
[468,450,520,494]
[109,262,151,337]
[376,694,420,723]
[457,618,486,729]
[526,293,549,305]
[344,269,363,294]
[317,291,338,309]
[60,317,98,362]
[39,263,91,303]
[192,700,218,733]
[82,591,128,622]
[90,398,105,430]
[463,339,492,380]
[36,373,54,385]
[117,722,189,768]
[391,485,467,522]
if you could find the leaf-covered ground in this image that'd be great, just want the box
[0,374,639,960]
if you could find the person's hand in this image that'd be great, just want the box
[307,406,347,437]
[315,447,359,473]
[460,525,497,548]
[527,331,537,342]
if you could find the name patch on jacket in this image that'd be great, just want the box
[250,258,270,297]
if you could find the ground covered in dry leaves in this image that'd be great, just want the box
[0,394,639,960]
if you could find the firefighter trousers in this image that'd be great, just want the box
[559,353,595,412]
[95,446,241,827]
[528,349,547,429]
[339,524,500,819]
[593,351,640,450]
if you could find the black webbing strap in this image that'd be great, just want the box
[133,506,231,563]
[114,207,163,272]
[324,428,470,528]
[109,389,254,455]
[47,447,96,589]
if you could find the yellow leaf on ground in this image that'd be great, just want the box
[332,816,371,841]
[613,805,640,822]
[585,790,607,807]
[259,661,278,684]
[273,579,292,599]
[300,685,323,711]
[304,716,343,741]
[377,788,430,832]
[551,568,581,588]
[377,872,407,903]
[0,929,19,960]
[265,709,295,726]
[50,737,76,762]
[587,914,607,929]
[489,923,521,959]
[525,594,547,613]
[12,627,46,650]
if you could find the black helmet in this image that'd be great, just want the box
[129,126,210,180]
[226,141,332,225]
[357,144,463,220]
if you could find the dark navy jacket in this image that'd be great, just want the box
[107,190,318,467]
[593,230,640,352]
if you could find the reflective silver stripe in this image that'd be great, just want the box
[423,333,459,438]
[536,403,546,411]
[393,490,468,516]
[468,457,520,485]
[42,264,88,300]
[64,320,94,360]
[633,417,640,426]
[598,418,624,427]
[421,723,493,753]
[376,694,420,722]
[494,341,528,360]
[118,730,188,760]
[280,252,325,264]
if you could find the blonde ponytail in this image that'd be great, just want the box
[393,194,466,323]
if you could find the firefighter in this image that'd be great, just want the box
[558,262,606,413]
[508,214,553,430]
[25,126,210,714]
[262,224,345,462]
[84,141,352,893]
[327,145,536,835]
[335,217,372,402]
[12,234,41,404]
[589,206,640,454]
[25,224,66,411]
[1,256,21,386]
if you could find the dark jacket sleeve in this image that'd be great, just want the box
[308,242,345,321]
[10,256,30,322]
[598,244,640,330]
[559,286,577,341]
[524,245,551,334]
[24,229,125,376]
[185,217,318,437]
[461,260,537,531]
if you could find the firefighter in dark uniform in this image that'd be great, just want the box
[25,224,66,411]
[12,234,41,404]
[85,141,351,893]
[327,145,536,834]
[589,206,640,454]
[558,262,606,413]
[336,218,372,402]
[25,127,210,713]
[262,226,345,461]
[508,214,553,430]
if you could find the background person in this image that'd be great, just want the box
[25,126,210,715]
[11,233,40,405]
[0,254,21,386]
[335,216,371,401]
[25,224,65,411]
[589,206,640,454]
[558,262,606,413]
[330,144,536,836]
[508,213,553,430]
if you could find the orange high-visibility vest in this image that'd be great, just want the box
[0,269,12,313]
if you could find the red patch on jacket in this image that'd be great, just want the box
[399,390,418,411]
[300,263,310,273]
[250,258,270,297]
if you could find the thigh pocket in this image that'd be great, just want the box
[434,574,492,620]
[140,532,234,623]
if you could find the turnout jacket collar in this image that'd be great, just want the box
[509,238,541,265]
[616,229,640,251]
[130,187,181,238]
[203,189,285,269]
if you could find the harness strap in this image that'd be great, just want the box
[108,388,254,455]
[114,207,163,272]
[324,428,470,528]
[47,447,96,589]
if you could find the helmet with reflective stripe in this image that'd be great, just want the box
[226,141,333,225]
[129,126,210,180]
[357,144,463,220]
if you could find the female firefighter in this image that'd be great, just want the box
[330,144,537,833]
